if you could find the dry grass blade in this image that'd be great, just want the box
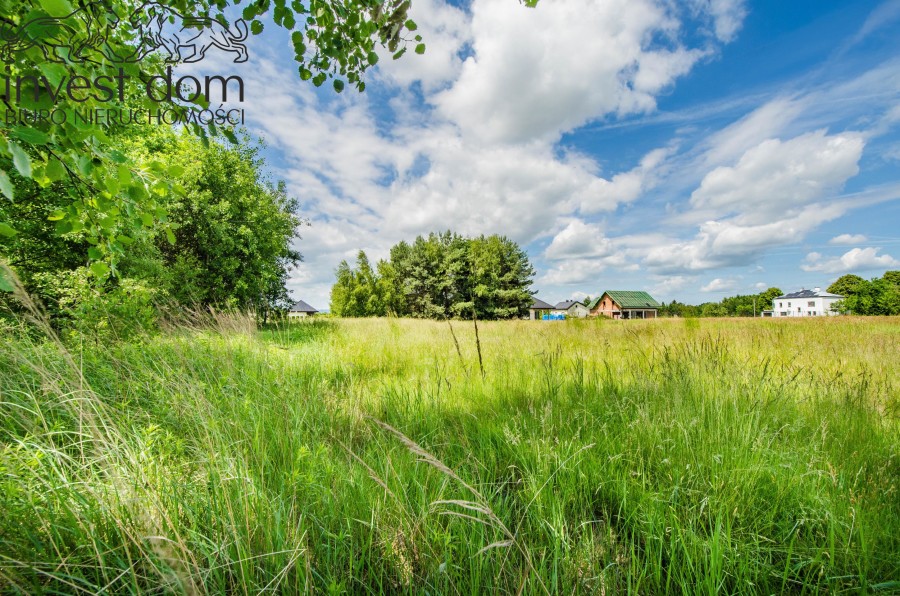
[476,540,514,556]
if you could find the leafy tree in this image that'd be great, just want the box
[758,287,782,311]
[3,125,303,328]
[828,274,866,297]
[882,270,900,287]
[122,131,302,315]
[329,231,535,320]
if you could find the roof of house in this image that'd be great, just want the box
[601,290,660,309]
[587,296,602,310]
[776,289,843,299]
[555,300,584,310]
[289,300,319,313]
[530,298,555,310]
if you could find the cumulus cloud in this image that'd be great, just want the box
[701,277,737,292]
[829,233,868,245]
[544,220,613,260]
[801,247,900,273]
[690,130,865,223]
[540,255,635,285]
[375,0,471,91]
[643,202,848,273]
[434,0,711,144]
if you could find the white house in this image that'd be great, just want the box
[553,300,590,318]
[772,288,843,317]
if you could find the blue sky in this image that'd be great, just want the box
[199,0,900,309]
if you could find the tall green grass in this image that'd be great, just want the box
[1,315,898,593]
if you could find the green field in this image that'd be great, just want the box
[1,316,898,594]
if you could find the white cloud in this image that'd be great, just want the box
[829,233,868,245]
[801,247,900,273]
[643,202,848,273]
[701,277,737,292]
[699,97,808,168]
[689,0,748,42]
[690,130,865,223]
[544,220,612,260]
[579,147,674,213]
[540,255,634,286]
[375,0,471,91]
[434,0,713,144]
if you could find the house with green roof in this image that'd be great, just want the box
[589,291,660,319]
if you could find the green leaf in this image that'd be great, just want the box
[118,164,131,186]
[165,227,176,245]
[299,67,313,80]
[0,222,17,237]
[47,210,65,221]
[39,0,73,16]
[0,269,13,292]
[55,219,73,234]
[116,234,134,246]
[11,127,50,145]
[88,247,103,260]
[45,158,66,182]
[223,128,239,144]
[312,73,327,87]
[90,261,110,278]
[333,79,345,93]
[392,47,407,60]
[367,51,379,65]
[106,150,127,164]
[0,170,12,201]
[167,164,185,177]
[404,19,417,31]
[415,43,426,55]
[8,143,32,178]
[251,20,264,34]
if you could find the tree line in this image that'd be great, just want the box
[828,272,900,315]
[656,287,783,318]
[330,231,535,320]
[654,271,900,317]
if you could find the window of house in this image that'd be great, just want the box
[779,302,782,307]
[808,301,815,307]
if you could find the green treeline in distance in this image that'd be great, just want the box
[330,231,536,319]
[660,287,784,318]
[827,271,900,315]
[657,271,899,317]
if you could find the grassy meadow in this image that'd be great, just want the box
[1,315,898,593]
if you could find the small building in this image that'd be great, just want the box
[529,298,555,320]
[553,300,590,318]
[772,288,843,317]
[287,300,319,319]
[590,291,659,319]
